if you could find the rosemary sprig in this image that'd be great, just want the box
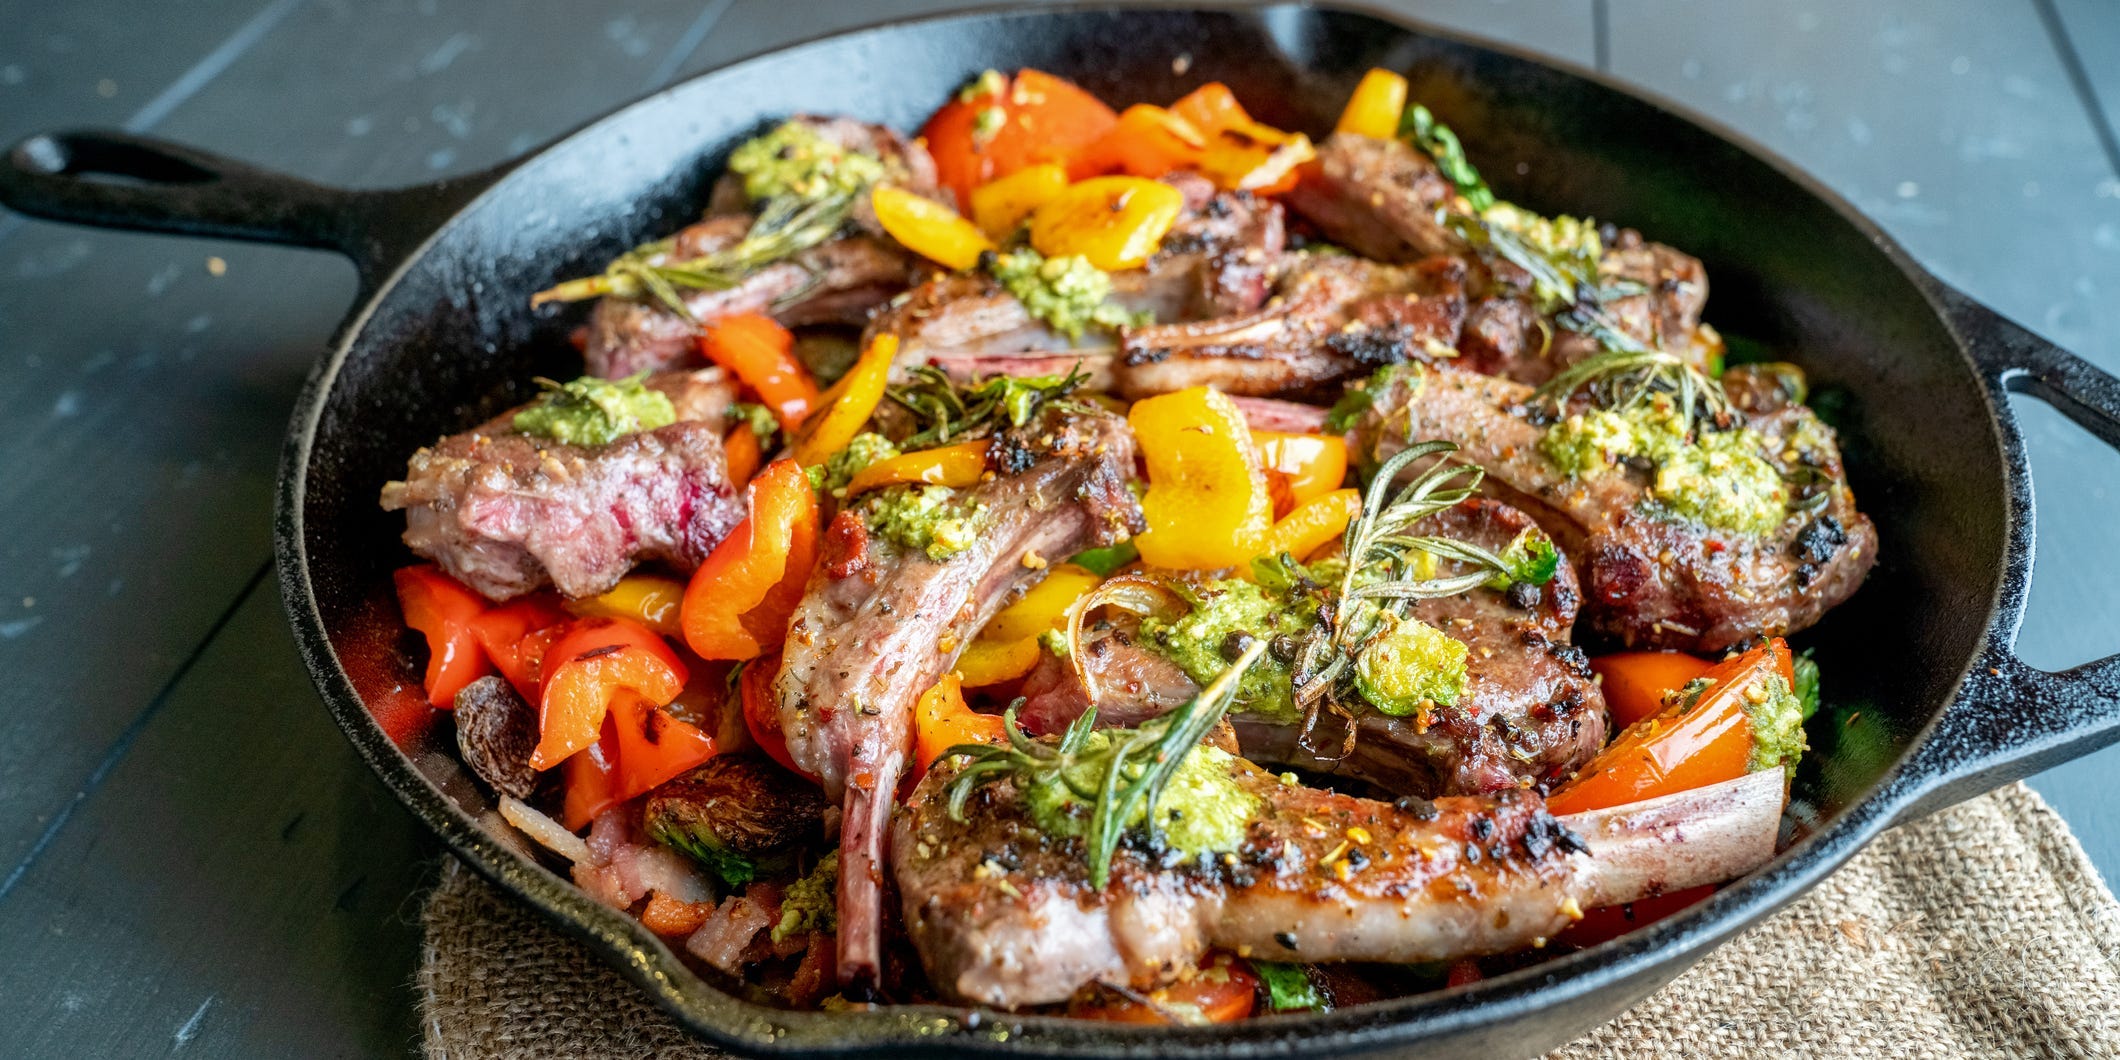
[887,364,1090,450]
[1400,104,1495,212]
[1534,344,1734,437]
[529,191,857,317]
[941,639,1267,889]
[1291,441,1556,710]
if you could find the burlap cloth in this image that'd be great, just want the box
[420,783,2120,1058]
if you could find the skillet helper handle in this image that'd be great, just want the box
[0,129,493,285]
[1893,289,2120,822]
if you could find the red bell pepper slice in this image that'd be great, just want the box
[532,642,687,771]
[392,565,493,708]
[468,593,570,700]
[698,314,821,431]
[542,616,690,695]
[681,459,821,660]
[562,720,623,829]
[608,688,719,801]
[740,652,814,780]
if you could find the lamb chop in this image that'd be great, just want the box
[378,369,745,600]
[770,406,1144,987]
[1347,362,1876,651]
[1017,499,1607,798]
[578,117,943,379]
[872,172,1287,386]
[1112,253,1465,399]
[897,752,1784,1008]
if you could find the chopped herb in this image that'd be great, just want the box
[1067,541,1140,577]
[1399,103,1494,212]
[888,363,1090,450]
[728,401,780,442]
[1252,961,1324,1012]
[772,852,838,943]
[512,372,677,447]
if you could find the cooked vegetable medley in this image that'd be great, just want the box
[378,65,1878,1021]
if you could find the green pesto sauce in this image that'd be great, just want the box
[988,248,1153,341]
[771,851,837,943]
[860,484,985,562]
[727,121,886,204]
[1482,202,1602,312]
[1140,580,1316,724]
[821,431,900,496]
[512,372,676,447]
[1539,395,1787,538]
[1022,743,1258,858]
[1352,613,1469,715]
[1745,673,1808,776]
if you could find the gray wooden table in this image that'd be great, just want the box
[0,0,2114,1054]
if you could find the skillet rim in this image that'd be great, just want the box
[273,2,2034,1054]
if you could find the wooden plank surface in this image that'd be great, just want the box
[0,1,2114,1056]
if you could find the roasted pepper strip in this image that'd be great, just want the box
[723,423,762,487]
[1201,131,1315,195]
[1547,640,1797,815]
[1589,650,1716,730]
[565,575,687,639]
[562,722,623,829]
[739,652,815,780]
[872,184,994,271]
[789,334,898,467]
[1067,104,1206,180]
[912,673,1005,775]
[1258,488,1361,566]
[1335,68,1409,139]
[982,563,1104,642]
[532,643,686,771]
[681,459,822,660]
[1169,82,1252,139]
[468,593,570,700]
[843,440,989,498]
[1129,386,1275,569]
[952,635,1043,688]
[921,68,1118,208]
[393,565,494,708]
[607,688,719,802]
[969,162,1069,238]
[698,314,820,430]
[1028,175,1186,270]
[1253,430,1349,516]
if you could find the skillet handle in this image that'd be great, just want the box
[0,129,498,286]
[1891,288,2120,822]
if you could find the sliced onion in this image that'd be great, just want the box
[1065,572,1190,708]
[500,795,591,865]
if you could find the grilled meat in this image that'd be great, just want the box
[1283,131,1465,261]
[1349,364,1877,650]
[1114,253,1465,399]
[379,370,747,600]
[771,408,1145,986]
[896,758,1783,1008]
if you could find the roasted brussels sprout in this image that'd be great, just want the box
[454,676,539,800]
[642,754,828,886]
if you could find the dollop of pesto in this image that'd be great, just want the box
[1482,201,1603,312]
[859,484,985,562]
[727,120,886,204]
[512,372,676,447]
[1352,613,1469,715]
[1022,743,1257,858]
[771,851,837,943]
[1539,394,1788,538]
[988,248,1153,341]
[1140,579,1317,724]
[1743,672,1808,776]
[820,431,900,495]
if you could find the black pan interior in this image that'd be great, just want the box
[288,6,2007,1056]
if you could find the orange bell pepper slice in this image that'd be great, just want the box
[1253,431,1349,517]
[607,687,719,801]
[565,574,688,640]
[1066,104,1206,181]
[1070,954,1259,1023]
[1200,132,1315,196]
[698,314,820,431]
[969,162,1070,238]
[542,615,690,693]
[789,333,897,468]
[723,423,762,487]
[912,673,1006,775]
[1335,68,1409,139]
[1589,650,1716,730]
[1547,640,1795,816]
[393,564,495,708]
[532,643,686,771]
[562,721,623,829]
[1169,82,1252,139]
[1028,175,1187,271]
[872,185,995,271]
[843,440,989,498]
[681,459,822,660]
[921,68,1119,208]
[1129,386,1275,570]
[1258,488,1361,566]
[738,651,814,779]
[468,593,570,700]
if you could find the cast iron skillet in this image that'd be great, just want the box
[6,5,2119,1057]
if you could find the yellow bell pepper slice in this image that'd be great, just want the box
[790,333,898,467]
[564,575,687,639]
[1336,68,1409,139]
[912,672,1006,774]
[953,634,1043,688]
[843,440,990,498]
[969,162,1070,239]
[1027,175,1185,271]
[1129,386,1275,570]
[981,563,1103,643]
[1258,488,1362,568]
[1200,132,1315,195]
[1254,430,1350,513]
[871,184,994,271]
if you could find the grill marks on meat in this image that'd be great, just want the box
[895,758,1782,1008]
[379,369,745,600]
[581,117,941,379]
[1351,364,1877,651]
[1115,254,1466,399]
[770,409,1144,987]
[872,173,1286,386]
